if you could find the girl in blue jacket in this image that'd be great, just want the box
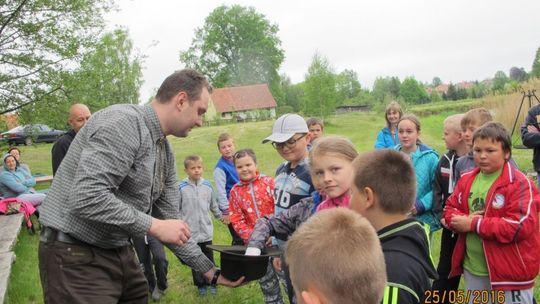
[394,114,440,233]
[374,101,402,149]
[0,154,45,206]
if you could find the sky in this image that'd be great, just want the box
[105,0,540,102]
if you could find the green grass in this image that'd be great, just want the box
[5,105,539,303]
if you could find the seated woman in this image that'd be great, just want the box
[8,147,31,174]
[0,154,45,207]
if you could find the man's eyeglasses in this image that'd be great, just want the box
[272,134,307,150]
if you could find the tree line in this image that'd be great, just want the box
[181,5,540,118]
[0,0,143,130]
[2,2,540,130]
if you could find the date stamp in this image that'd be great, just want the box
[424,290,505,304]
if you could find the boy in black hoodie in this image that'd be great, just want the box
[349,149,437,304]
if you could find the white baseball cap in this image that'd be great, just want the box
[262,113,309,143]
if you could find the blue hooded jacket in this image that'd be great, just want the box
[375,127,400,149]
[395,143,440,232]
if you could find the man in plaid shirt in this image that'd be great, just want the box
[38,69,242,303]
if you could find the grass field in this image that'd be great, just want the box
[5,106,539,303]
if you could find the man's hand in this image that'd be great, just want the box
[203,268,244,287]
[222,214,231,225]
[149,218,191,246]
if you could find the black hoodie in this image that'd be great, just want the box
[378,218,438,304]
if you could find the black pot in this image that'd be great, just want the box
[207,245,282,282]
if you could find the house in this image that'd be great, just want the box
[457,81,475,90]
[206,84,277,122]
[335,104,371,114]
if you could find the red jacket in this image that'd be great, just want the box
[443,163,540,290]
[229,174,275,243]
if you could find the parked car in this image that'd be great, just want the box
[1,124,66,145]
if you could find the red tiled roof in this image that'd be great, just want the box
[458,81,475,90]
[211,84,277,113]
[435,84,449,94]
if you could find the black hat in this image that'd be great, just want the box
[207,245,282,282]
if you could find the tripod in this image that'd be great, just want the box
[510,89,540,149]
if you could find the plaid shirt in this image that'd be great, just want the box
[39,104,214,273]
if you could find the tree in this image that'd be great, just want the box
[335,69,361,105]
[180,5,284,95]
[70,28,144,108]
[303,53,336,117]
[399,77,429,104]
[509,67,527,82]
[0,0,113,111]
[372,77,400,103]
[531,47,540,78]
[18,29,144,128]
[492,70,508,92]
[432,77,442,87]
[430,90,442,102]
[388,77,401,99]
[279,74,304,112]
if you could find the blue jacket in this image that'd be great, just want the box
[0,157,36,198]
[375,127,399,149]
[214,156,239,213]
[395,143,440,232]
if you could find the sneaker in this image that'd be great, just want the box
[198,286,207,296]
[151,288,165,301]
[209,286,217,295]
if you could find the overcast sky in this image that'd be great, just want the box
[106,0,540,102]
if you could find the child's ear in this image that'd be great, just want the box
[504,151,511,162]
[364,187,376,209]
[305,133,312,143]
[301,290,324,304]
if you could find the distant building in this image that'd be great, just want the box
[426,84,450,95]
[206,84,277,122]
[457,81,475,90]
[335,104,371,114]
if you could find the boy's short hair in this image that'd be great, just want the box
[444,114,464,133]
[285,208,386,304]
[353,149,416,214]
[232,148,257,164]
[183,155,202,168]
[216,132,233,148]
[473,122,512,159]
[306,117,324,129]
[461,107,492,130]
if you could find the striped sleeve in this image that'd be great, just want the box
[382,283,419,304]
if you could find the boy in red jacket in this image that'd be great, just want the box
[444,122,539,304]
